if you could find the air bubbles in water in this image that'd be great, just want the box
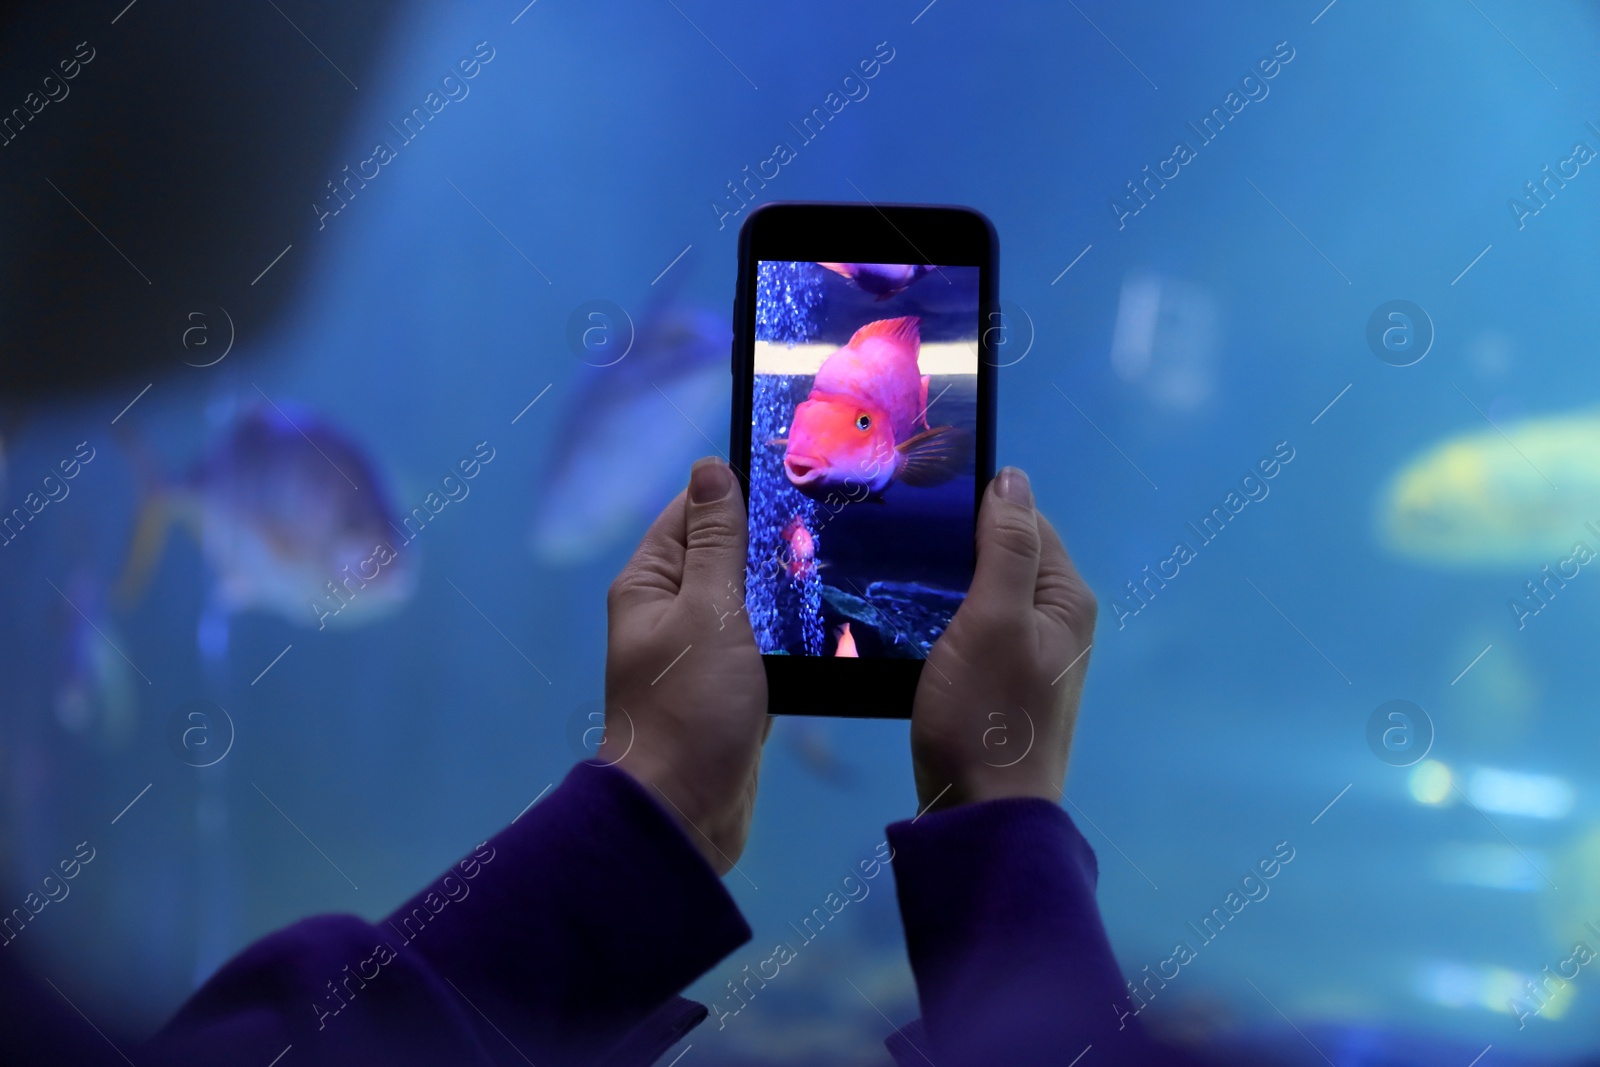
[748,262,825,655]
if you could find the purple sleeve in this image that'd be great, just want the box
[882,797,1155,1066]
[146,760,752,1067]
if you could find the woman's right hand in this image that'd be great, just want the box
[909,467,1098,813]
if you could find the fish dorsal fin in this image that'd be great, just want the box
[847,316,921,355]
[895,425,972,487]
[816,263,853,278]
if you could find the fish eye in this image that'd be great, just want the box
[855,413,871,431]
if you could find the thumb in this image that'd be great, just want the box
[680,457,748,599]
[968,467,1041,615]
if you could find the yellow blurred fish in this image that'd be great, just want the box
[1379,412,1600,567]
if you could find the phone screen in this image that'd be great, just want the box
[743,260,981,659]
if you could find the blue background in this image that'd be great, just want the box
[4,1,1599,1063]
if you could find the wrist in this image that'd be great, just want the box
[615,756,731,875]
[919,775,1062,815]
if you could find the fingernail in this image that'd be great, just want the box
[690,457,733,503]
[996,466,1032,507]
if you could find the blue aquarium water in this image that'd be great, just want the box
[3,1,1600,1064]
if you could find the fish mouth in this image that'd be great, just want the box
[783,454,827,486]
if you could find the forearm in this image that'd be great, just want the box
[392,759,753,1062]
[147,760,752,1067]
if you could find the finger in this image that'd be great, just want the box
[680,456,748,600]
[608,488,689,612]
[1035,511,1097,641]
[966,466,1041,617]
[1035,511,1085,596]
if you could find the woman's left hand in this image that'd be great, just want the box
[601,457,771,876]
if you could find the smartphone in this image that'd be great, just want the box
[730,202,998,718]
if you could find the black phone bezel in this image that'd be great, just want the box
[729,201,999,720]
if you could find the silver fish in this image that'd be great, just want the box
[529,304,730,564]
[122,403,417,627]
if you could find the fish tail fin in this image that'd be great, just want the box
[816,263,854,278]
[114,494,174,609]
[110,421,177,610]
[919,375,931,429]
[834,622,858,657]
[846,316,921,358]
[895,425,973,488]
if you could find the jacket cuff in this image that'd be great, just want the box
[886,796,1134,1062]
[388,759,752,1061]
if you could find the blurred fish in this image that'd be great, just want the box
[783,718,854,785]
[118,403,417,627]
[781,514,817,581]
[1109,272,1219,413]
[530,304,730,564]
[833,621,858,657]
[1449,630,1538,747]
[1543,823,1600,957]
[778,317,970,498]
[817,262,933,301]
[53,568,138,747]
[1379,411,1600,567]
